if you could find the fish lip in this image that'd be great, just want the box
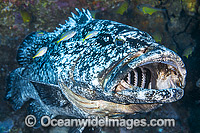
[103,44,187,93]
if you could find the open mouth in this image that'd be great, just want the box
[102,45,186,104]
[115,62,182,92]
[111,62,185,103]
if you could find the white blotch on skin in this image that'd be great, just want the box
[137,91,146,100]
[92,78,100,86]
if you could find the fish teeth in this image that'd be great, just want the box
[133,69,138,87]
[127,72,131,84]
[140,67,146,88]
[148,82,152,89]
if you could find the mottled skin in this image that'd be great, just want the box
[6,9,186,127]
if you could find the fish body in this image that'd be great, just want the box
[116,1,129,15]
[152,32,162,43]
[20,10,31,23]
[137,4,166,15]
[32,47,48,59]
[57,30,76,43]
[182,46,194,58]
[82,30,98,41]
[6,8,186,128]
[36,31,45,37]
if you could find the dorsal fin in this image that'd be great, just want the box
[17,9,93,66]
[53,8,93,36]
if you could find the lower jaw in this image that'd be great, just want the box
[59,81,160,116]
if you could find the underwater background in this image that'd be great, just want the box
[0,0,200,132]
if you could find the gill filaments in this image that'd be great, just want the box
[114,63,182,92]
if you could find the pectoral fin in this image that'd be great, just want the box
[30,81,69,107]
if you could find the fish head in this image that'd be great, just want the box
[59,21,186,116]
[103,30,185,99]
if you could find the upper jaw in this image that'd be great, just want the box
[101,44,186,103]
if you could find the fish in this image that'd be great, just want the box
[82,30,99,41]
[5,8,186,131]
[57,30,76,44]
[137,4,166,15]
[20,10,31,23]
[182,46,194,58]
[152,32,162,43]
[116,1,129,15]
[32,47,48,59]
[36,31,45,37]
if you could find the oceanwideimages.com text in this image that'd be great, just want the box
[25,115,175,129]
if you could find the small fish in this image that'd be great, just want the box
[36,32,45,37]
[82,31,99,41]
[137,4,166,15]
[20,10,31,23]
[196,78,200,88]
[182,46,194,59]
[152,32,162,43]
[57,30,76,44]
[32,47,48,59]
[116,1,129,15]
